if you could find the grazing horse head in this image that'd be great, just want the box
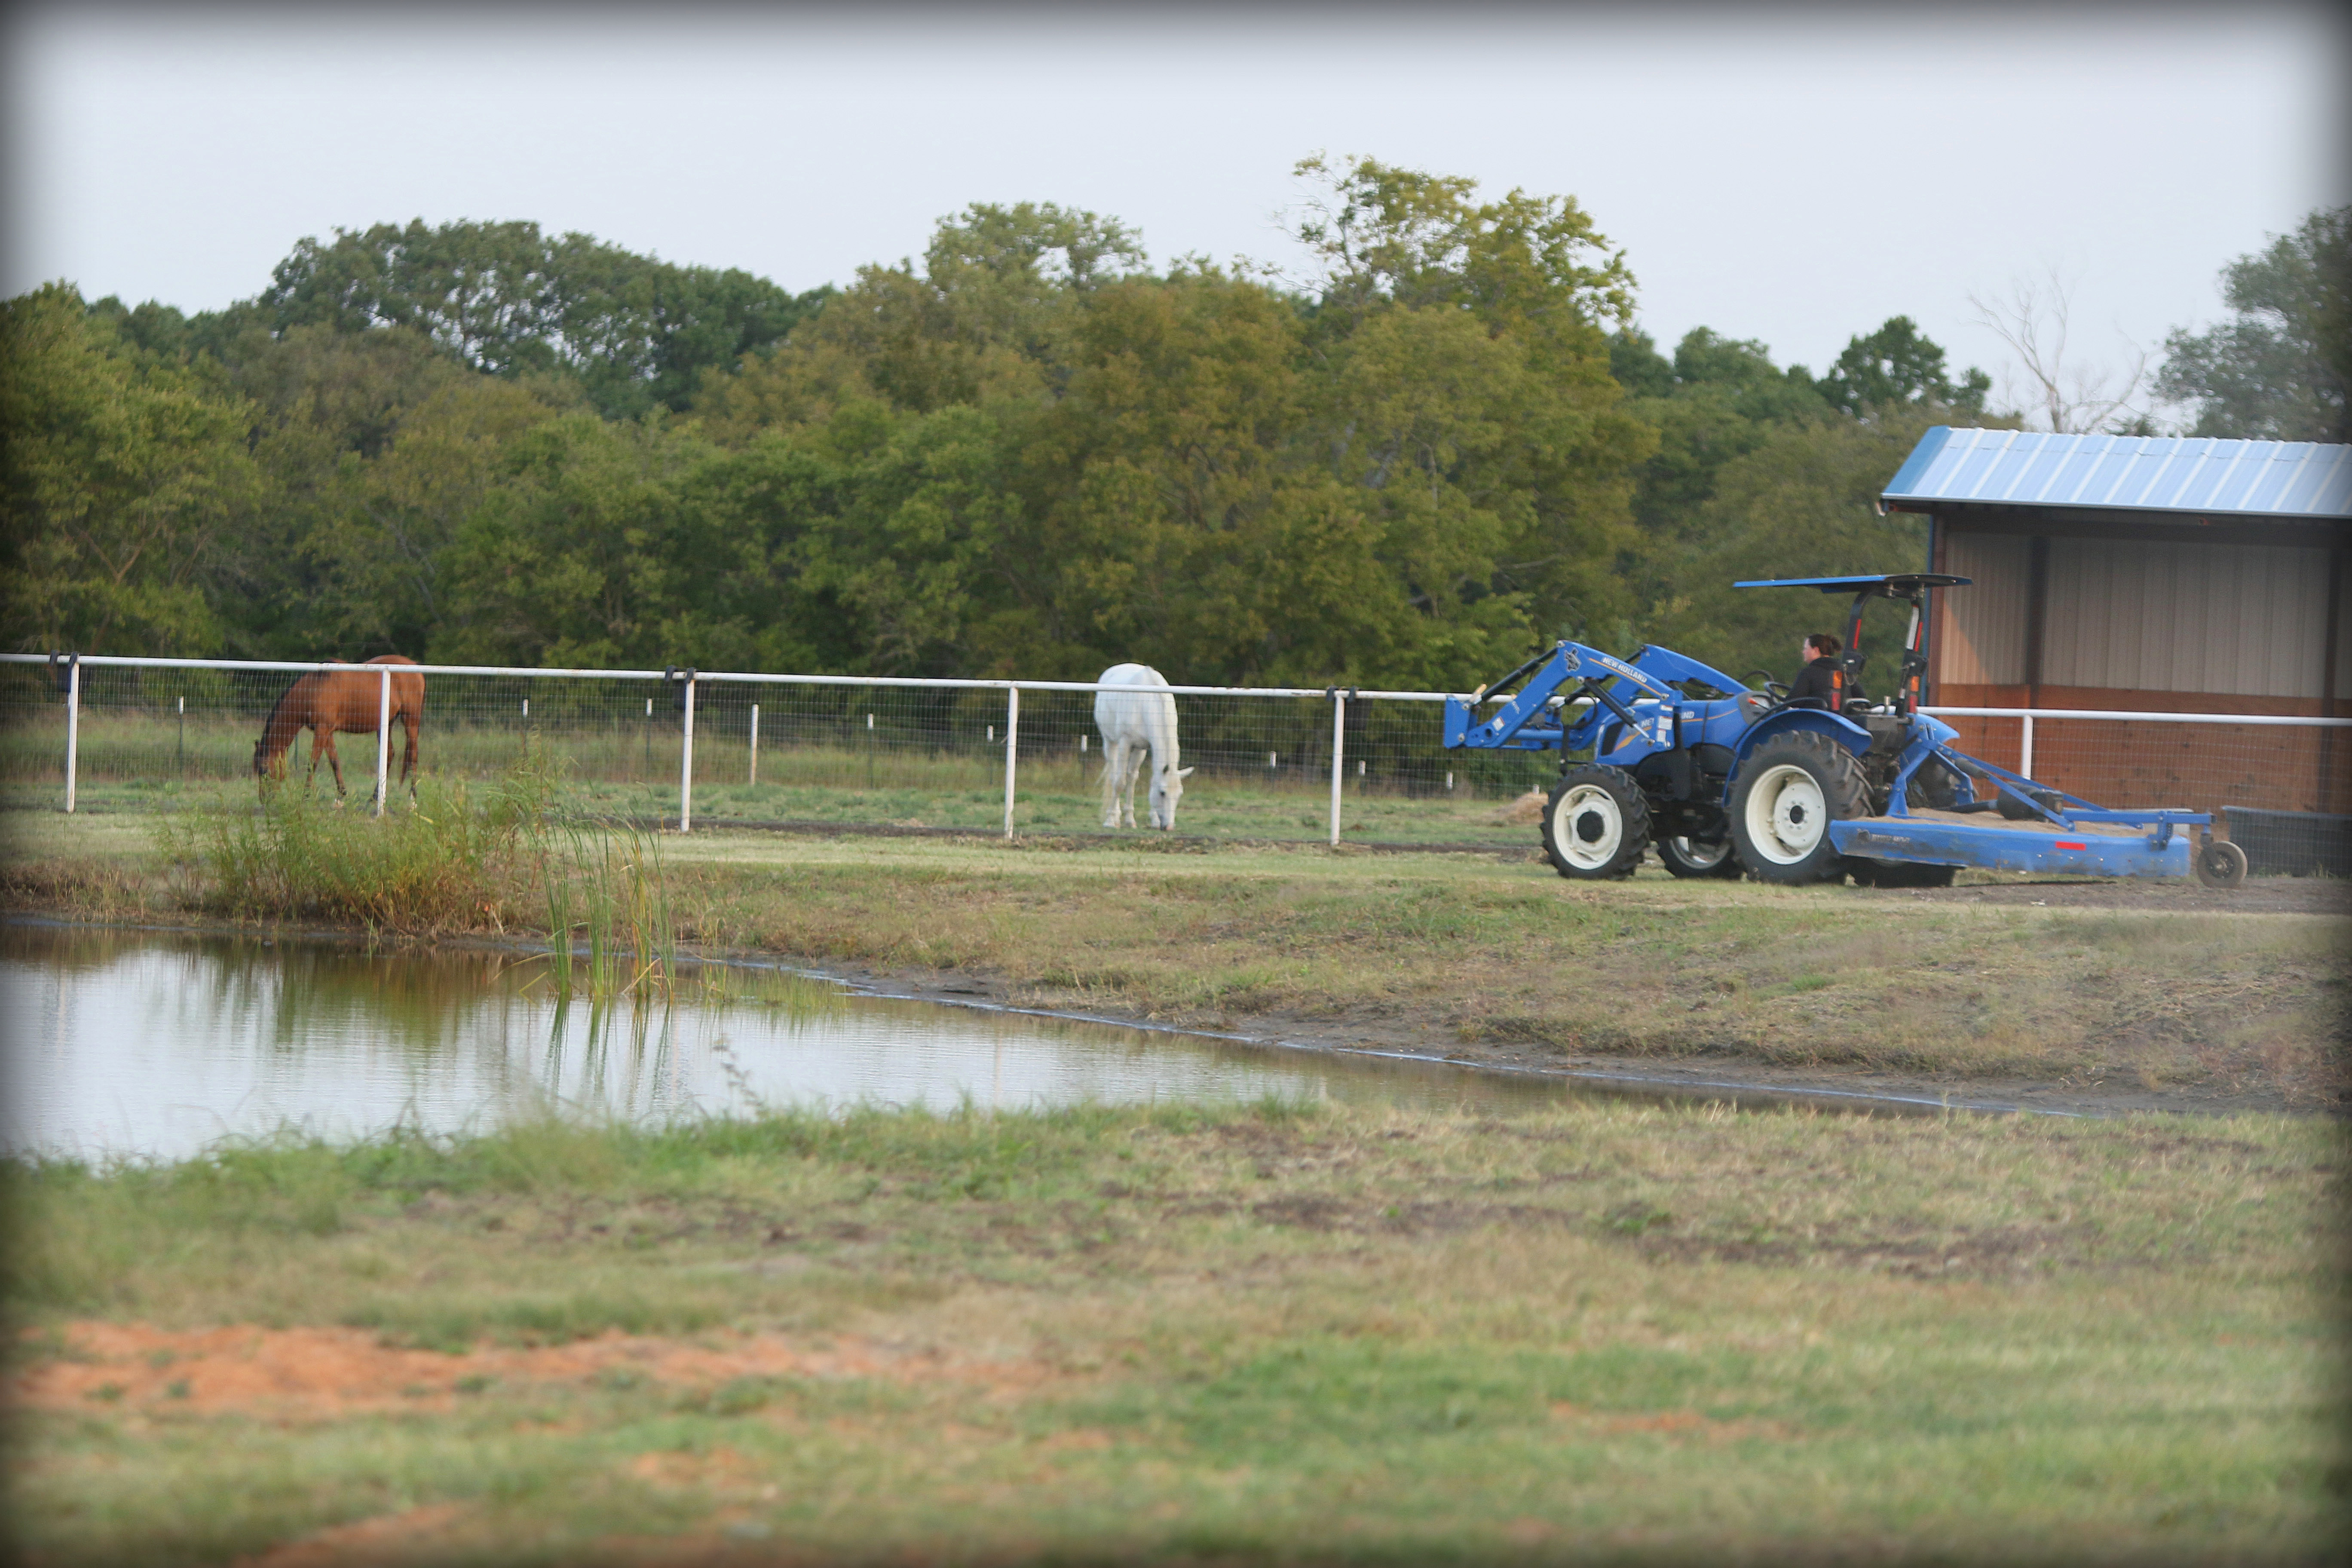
[1150,761,1196,831]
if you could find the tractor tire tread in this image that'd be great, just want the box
[1730,730,1869,885]
[1541,764,1652,881]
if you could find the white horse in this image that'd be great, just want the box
[1094,663,1193,830]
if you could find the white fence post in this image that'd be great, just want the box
[373,665,391,817]
[2020,713,2036,781]
[1327,689,1345,847]
[1002,685,1020,839]
[748,703,759,786]
[679,674,697,833]
[62,658,80,815]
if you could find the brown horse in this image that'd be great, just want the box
[254,655,425,799]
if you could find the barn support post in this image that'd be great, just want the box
[748,704,760,786]
[678,673,697,833]
[373,665,391,817]
[1327,689,1345,847]
[62,657,80,815]
[2022,535,2050,710]
[1002,685,1020,839]
[2318,547,2343,812]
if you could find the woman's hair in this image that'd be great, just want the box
[1806,633,1842,657]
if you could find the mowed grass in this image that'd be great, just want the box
[6,810,2347,1104]
[6,1100,2344,1565]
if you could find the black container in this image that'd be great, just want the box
[2220,806,2352,877]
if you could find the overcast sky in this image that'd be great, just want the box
[6,3,2345,410]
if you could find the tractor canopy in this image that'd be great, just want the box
[1732,574,1970,595]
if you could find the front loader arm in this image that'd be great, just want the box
[1444,642,1683,751]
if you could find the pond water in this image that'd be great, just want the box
[5,922,1610,1161]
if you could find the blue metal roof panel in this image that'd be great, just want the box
[1883,428,2352,519]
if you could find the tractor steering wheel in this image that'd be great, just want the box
[1744,670,1791,702]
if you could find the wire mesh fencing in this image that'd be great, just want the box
[1924,707,2352,817]
[0,658,1563,848]
[10,653,2341,850]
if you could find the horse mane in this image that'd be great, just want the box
[260,676,299,738]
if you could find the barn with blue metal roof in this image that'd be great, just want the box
[1880,428,2351,814]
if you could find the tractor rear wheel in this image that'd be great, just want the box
[1542,766,1651,880]
[1657,833,1743,879]
[1728,732,1869,885]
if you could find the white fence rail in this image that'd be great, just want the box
[5,652,2346,845]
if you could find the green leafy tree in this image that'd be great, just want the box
[258,220,827,417]
[428,413,715,668]
[1612,326,1833,540]
[1285,156,1652,677]
[1638,410,1951,683]
[2156,205,2350,441]
[701,202,1142,432]
[1817,316,1990,418]
[1290,154,1635,332]
[1,286,269,654]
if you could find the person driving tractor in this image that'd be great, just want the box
[1788,632,1846,708]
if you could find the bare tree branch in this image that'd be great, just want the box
[1966,267,2154,434]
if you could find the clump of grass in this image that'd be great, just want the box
[160,759,554,933]
[539,818,676,1000]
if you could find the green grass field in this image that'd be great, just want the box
[4,717,1540,846]
[6,780,2348,1562]
[6,1099,2343,1565]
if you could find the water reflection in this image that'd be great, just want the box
[3,923,1571,1161]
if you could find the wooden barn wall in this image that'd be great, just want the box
[1936,533,2030,686]
[2041,538,2329,698]
[1929,525,2348,815]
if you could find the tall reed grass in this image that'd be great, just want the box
[538,819,676,1001]
[162,769,548,931]
[160,747,685,990]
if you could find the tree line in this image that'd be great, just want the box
[6,159,2343,691]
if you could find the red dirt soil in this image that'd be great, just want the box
[12,1320,1053,1420]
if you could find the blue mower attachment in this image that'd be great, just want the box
[1441,574,2245,889]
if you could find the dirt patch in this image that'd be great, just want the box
[12,1321,1054,1420]
[235,1504,469,1568]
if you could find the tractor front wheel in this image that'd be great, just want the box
[1542,766,1651,880]
[1729,732,1869,885]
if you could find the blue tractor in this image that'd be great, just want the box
[1442,574,2245,889]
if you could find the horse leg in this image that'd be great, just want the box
[1119,746,1140,830]
[320,729,346,798]
[1099,739,1124,829]
[401,710,420,793]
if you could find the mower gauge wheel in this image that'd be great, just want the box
[2193,839,2248,891]
[1541,765,1651,880]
